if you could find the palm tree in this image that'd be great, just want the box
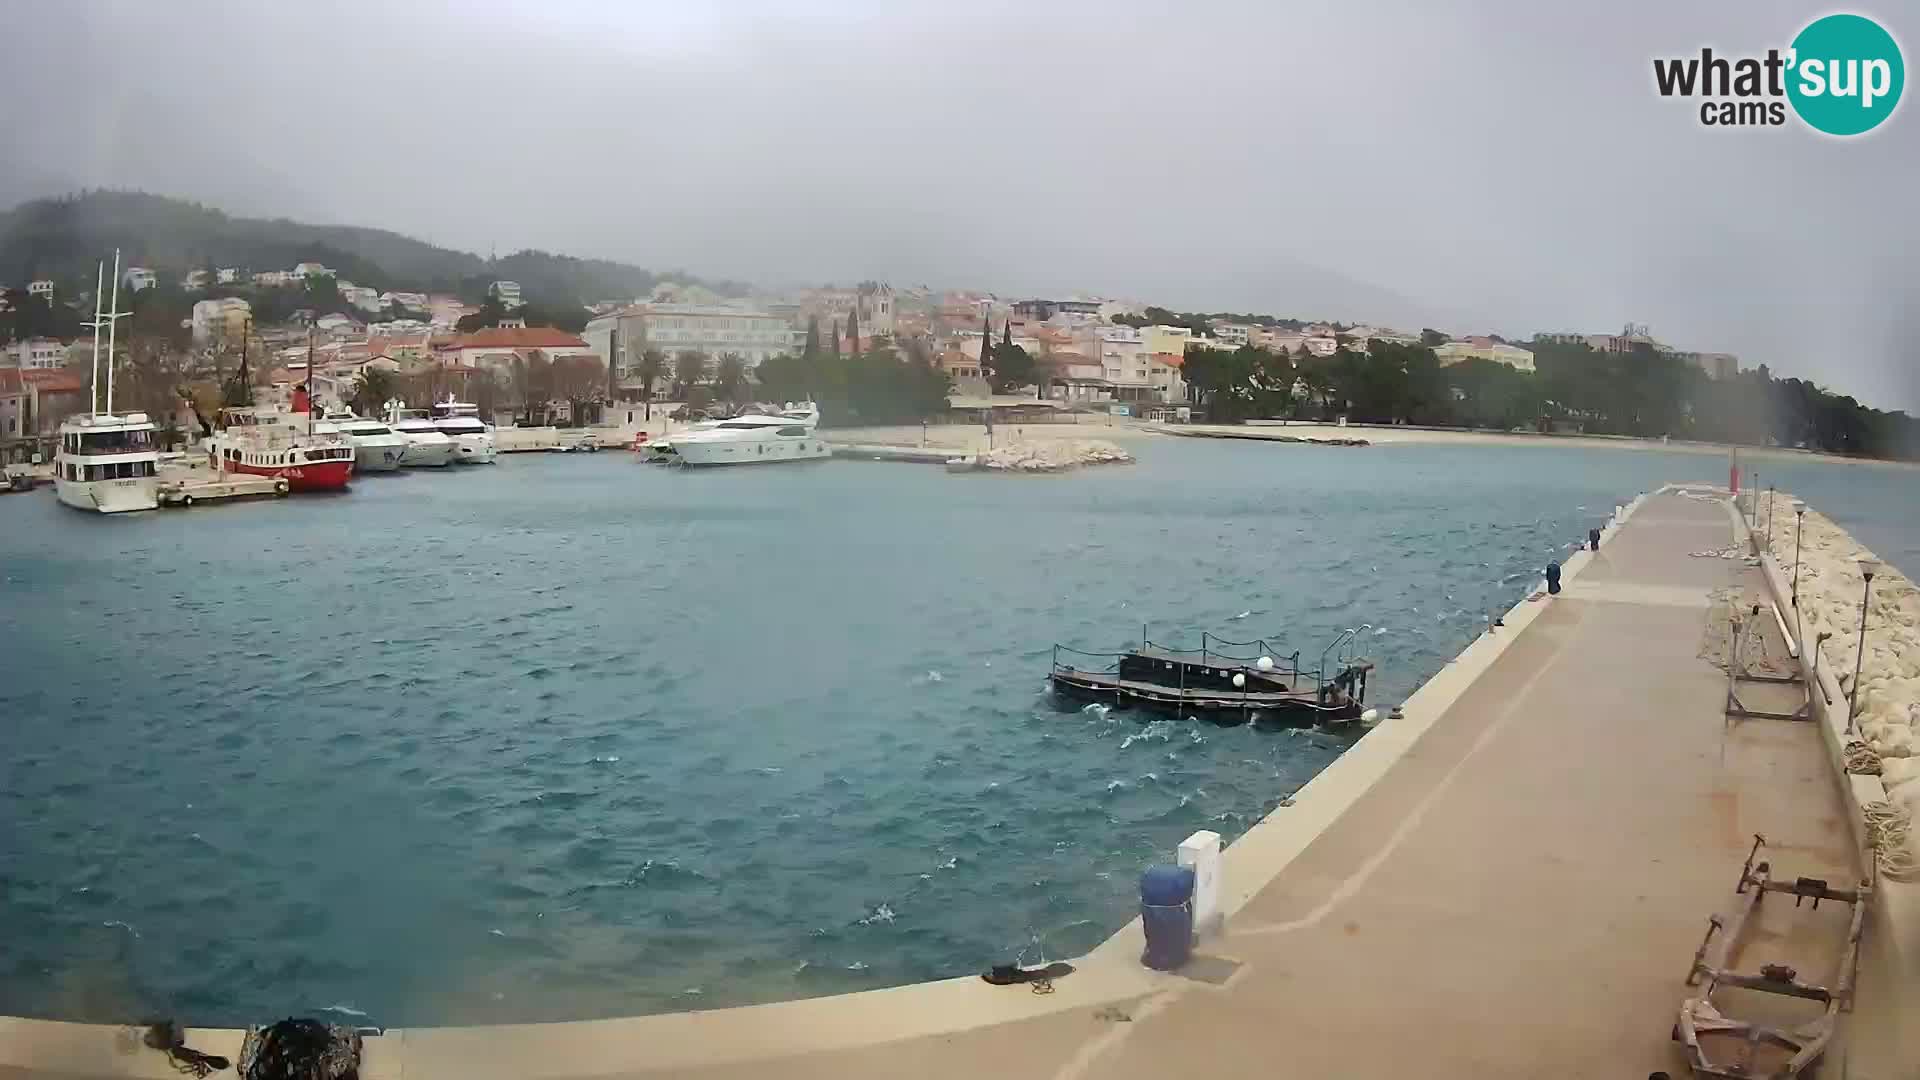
[716,353,748,403]
[674,350,711,399]
[354,366,396,417]
[636,348,666,419]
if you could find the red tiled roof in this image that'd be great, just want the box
[21,369,86,392]
[451,327,588,350]
[1152,352,1184,369]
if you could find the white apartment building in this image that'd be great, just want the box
[489,281,524,309]
[7,337,68,370]
[27,280,54,299]
[293,262,333,280]
[585,304,794,395]
[339,284,382,312]
[123,267,157,291]
[191,297,253,344]
[1434,337,1536,372]
[1088,325,1154,400]
[1210,323,1252,346]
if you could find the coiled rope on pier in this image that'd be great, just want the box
[1844,740,1883,775]
[1862,801,1920,883]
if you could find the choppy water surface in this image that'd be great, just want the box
[1,438,1911,1025]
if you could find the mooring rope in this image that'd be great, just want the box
[1844,740,1883,775]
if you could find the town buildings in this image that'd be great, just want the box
[489,281,524,309]
[122,267,157,292]
[584,303,792,396]
[6,338,68,370]
[1434,336,1536,372]
[190,298,252,344]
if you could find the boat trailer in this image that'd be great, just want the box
[1674,835,1869,1079]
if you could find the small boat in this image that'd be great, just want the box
[1048,628,1373,726]
[429,396,497,464]
[207,406,355,492]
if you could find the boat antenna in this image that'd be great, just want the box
[104,249,128,415]
[307,321,315,438]
[84,260,105,417]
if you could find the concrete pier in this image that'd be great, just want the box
[0,490,1901,1078]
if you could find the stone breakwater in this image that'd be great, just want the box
[1761,491,1920,865]
[976,439,1134,472]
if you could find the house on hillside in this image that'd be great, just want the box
[438,326,597,379]
[7,337,69,371]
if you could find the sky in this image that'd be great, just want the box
[2,0,1915,410]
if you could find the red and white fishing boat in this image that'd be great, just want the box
[206,399,355,492]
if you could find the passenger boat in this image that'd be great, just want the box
[207,406,355,492]
[53,250,160,514]
[54,412,160,513]
[429,396,497,464]
[1048,629,1373,726]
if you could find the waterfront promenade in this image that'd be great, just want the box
[0,490,1901,1078]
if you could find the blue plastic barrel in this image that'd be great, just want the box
[1139,864,1195,970]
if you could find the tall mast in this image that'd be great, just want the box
[86,261,105,416]
[104,249,125,415]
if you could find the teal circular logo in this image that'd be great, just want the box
[1787,14,1904,135]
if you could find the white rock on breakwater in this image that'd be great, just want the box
[1762,491,1920,866]
[977,440,1134,472]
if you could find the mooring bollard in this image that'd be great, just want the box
[1179,829,1223,939]
[1546,561,1562,595]
[1588,527,1601,551]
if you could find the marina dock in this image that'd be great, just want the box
[0,488,1907,1078]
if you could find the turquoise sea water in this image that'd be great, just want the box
[1,438,1912,1026]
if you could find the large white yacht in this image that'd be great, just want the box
[318,411,410,473]
[55,412,160,513]
[647,402,818,463]
[664,414,832,466]
[429,397,497,464]
[54,250,160,513]
[384,403,457,467]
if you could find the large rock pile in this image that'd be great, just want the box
[973,439,1135,473]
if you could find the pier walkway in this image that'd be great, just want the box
[0,492,1897,1078]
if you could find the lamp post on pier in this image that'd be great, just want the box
[1847,556,1879,733]
[1790,500,1807,608]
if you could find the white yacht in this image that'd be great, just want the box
[318,411,409,473]
[647,402,818,463]
[664,415,833,466]
[429,397,497,464]
[54,250,160,513]
[384,403,457,467]
[55,412,161,513]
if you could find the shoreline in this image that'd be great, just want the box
[822,417,1918,470]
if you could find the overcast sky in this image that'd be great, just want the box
[3,1,1914,409]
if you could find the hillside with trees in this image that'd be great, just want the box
[0,190,748,308]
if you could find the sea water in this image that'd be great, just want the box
[0,438,1911,1025]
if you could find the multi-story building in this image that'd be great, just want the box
[253,271,296,287]
[27,280,54,299]
[1210,322,1252,346]
[1434,337,1536,372]
[122,267,157,292]
[1089,325,1154,401]
[489,281,524,309]
[437,326,596,378]
[799,283,895,339]
[1143,325,1194,357]
[585,303,794,396]
[191,298,253,344]
[294,262,334,280]
[339,285,382,313]
[1148,354,1187,404]
[7,337,69,370]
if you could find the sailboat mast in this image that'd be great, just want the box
[87,261,104,417]
[105,249,123,415]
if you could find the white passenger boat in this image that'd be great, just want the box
[647,402,819,464]
[54,412,160,513]
[53,250,159,513]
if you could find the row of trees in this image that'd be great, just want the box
[1179,337,1920,459]
[750,317,950,424]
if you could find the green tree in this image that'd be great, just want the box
[634,347,666,418]
[353,366,397,417]
[989,343,1035,394]
[846,305,860,352]
[803,316,820,363]
[673,350,710,397]
[715,352,748,403]
[977,314,994,384]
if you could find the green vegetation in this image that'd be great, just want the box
[753,338,950,426]
[1189,336,1919,460]
[0,189,743,323]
